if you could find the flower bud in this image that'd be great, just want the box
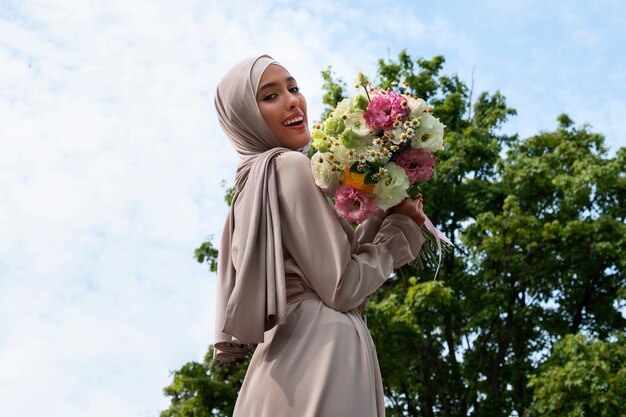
[355,71,370,87]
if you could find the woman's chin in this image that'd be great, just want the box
[278,130,311,150]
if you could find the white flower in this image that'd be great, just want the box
[332,98,353,118]
[310,152,342,196]
[371,162,410,210]
[368,145,392,165]
[407,96,428,119]
[411,113,445,152]
[385,126,413,145]
[333,144,356,166]
[333,96,372,138]
[344,111,373,137]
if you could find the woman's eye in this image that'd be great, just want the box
[263,93,277,101]
[289,86,300,93]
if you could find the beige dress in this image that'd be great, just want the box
[232,151,424,417]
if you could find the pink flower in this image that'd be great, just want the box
[334,185,377,224]
[395,148,436,183]
[363,92,410,131]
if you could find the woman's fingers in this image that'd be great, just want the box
[410,196,423,210]
[390,196,426,227]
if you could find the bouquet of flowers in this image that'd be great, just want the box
[311,72,445,222]
[310,72,451,272]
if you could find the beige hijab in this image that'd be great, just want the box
[213,55,292,361]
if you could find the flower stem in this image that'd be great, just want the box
[362,85,371,102]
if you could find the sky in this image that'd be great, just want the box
[0,0,624,416]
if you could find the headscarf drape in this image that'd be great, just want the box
[213,55,291,361]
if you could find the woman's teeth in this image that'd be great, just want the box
[283,116,304,126]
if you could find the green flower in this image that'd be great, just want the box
[333,96,368,117]
[355,71,369,87]
[339,129,360,148]
[324,116,345,136]
[352,94,369,111]
[311,129,330,152]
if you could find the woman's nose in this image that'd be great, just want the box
[286,93,299,109]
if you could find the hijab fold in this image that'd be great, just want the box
[213,55,291,361]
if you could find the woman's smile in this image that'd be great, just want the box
[256,64,311,149]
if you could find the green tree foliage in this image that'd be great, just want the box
[194,238,218,273]
[161,346,250,417]
[362,51,520,417]
[162,50,626,417]
[457,120,626,416]
[527,334,626,417]
[319,50,624,417]
[219,180,236,207]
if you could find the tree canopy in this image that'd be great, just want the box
[162,50,625,417]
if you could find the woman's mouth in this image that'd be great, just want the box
[283,115,304,127]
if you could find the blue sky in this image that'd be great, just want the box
[0,0,624,416]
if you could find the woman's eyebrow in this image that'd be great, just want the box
[257,77,297,94]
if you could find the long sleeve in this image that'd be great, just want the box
[275,151,424,312]
[355,216,383,244]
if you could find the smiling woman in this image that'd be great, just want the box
[212,55,427,417]
[255,65,311,150]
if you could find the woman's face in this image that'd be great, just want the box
[256,64,310,150]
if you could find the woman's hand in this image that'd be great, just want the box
[389,194,426,227]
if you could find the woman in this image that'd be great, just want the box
[213,55,426,416]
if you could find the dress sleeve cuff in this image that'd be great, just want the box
[374,214,425,269]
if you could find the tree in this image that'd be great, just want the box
[162,50,626,417]
[364,52,520,417]
[527,333,626,417]
[458,116,626,417]
[320,51,624,417]
[161,346,250,417]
